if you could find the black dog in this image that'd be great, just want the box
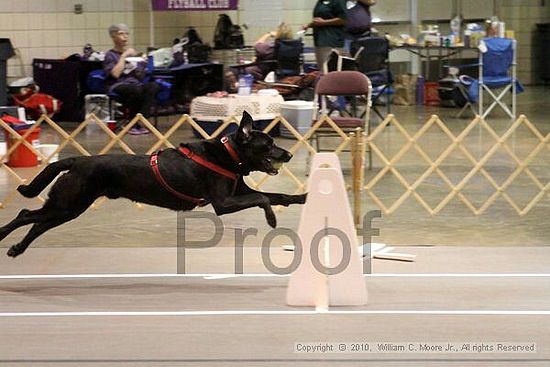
[1,111,306,258]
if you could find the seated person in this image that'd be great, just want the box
[248,23,294,80]
[225,23,294,92]
[103,23,159,135]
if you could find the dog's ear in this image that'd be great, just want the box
[236,111,253,144]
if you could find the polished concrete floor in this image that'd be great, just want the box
[0,87,548,366]
[0,247,549,366]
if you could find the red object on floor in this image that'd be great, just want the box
[424,82,440,106]
[107,121,117,132]
[5,126,41,167]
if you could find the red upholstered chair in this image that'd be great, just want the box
[312,70,372,169]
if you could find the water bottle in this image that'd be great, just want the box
[416,75,425,105]
[450,14,462,34]
[183,50,189,64]
[450,14,462,45]
[238,73,253,96]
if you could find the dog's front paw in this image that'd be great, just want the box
[297,193,307,204]
[7,245,24,258]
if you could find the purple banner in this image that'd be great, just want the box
[152,0,238,11]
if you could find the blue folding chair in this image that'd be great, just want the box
[462,37,524,120]
[350,36,393,120]
[85,68,172,127]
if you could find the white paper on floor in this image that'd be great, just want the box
[283,242,416,262]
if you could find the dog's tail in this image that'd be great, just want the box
[17,157,78,198]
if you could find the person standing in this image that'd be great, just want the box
[103,23,159,135]
[344,0,377,53]
[304,0,347,70]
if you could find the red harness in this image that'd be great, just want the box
[150,136,241,206]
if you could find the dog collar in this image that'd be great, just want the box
[221,136,242,166]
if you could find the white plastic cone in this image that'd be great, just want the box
[286,153,367,307]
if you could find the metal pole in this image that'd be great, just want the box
[351,130,363,226]
[410,0,419,74]
[149,1,155,47]
[452,0,458,17]
[512,39,517,119]
[479,45,484,117]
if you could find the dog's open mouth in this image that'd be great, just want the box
[265,159,284,175]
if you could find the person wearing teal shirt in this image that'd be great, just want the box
[303,0,347,70]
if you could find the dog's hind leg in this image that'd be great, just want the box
[17,157,78,198]
[6,203,93,258]
[6,192,97,258]
[0,208,46,242]
[6,167,103,257]
[6,218,68,258]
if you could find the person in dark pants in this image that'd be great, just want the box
[103,23,159,135]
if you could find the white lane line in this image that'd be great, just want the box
[366,273,550,277]
[0,273,550,280]
[0,310,549,317]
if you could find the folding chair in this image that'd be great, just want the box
[349,36,393,120]
[322,50,361,117]
[438,66,477,118]
[455,74,478,118]
[229,39,305,97]
[85,68,171,128]
[459,37,523,119]
[323,49,358,73]
[230,38,304,79]
[311,70,373,169]
[273,38,304,77]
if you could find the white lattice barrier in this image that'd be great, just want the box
[354,114,550,217]
[2,112,547,218]
[0,112,356,209]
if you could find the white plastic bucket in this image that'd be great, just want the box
[0,141,7,162]
[38,144,59,163]
[280,100,315,137]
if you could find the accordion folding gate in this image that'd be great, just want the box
[0,112,548,218]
